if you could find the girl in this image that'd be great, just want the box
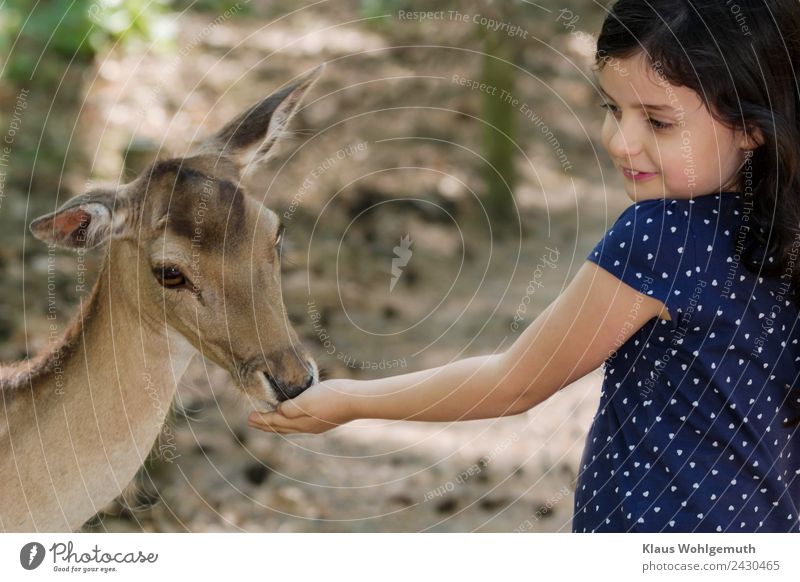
[249,0,800,533]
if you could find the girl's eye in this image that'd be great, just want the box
[601,102,673,131]
[648,118,673,131]
[600,101,619,115]
[154,266,187,288]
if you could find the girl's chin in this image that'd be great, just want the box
[624,187,669,202]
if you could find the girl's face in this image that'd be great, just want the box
[597,52,756,202]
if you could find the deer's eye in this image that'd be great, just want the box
[153,266,187,288]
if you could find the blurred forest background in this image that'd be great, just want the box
[0,0,628,532]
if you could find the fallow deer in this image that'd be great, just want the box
[0,66,324,531]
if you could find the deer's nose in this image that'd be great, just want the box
[269,372,315,402]
[261,349,316,401]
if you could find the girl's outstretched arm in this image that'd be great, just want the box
[249,261,669,434]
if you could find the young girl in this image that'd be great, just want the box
[249,0,800,533]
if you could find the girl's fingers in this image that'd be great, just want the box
[276,398,307,419]
[247,419,305,434]
[248,410,297,428]
[248,411,337,435]
[252,424,317,435]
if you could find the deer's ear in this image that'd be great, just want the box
[200,64,324,171]
[29,188,134,249]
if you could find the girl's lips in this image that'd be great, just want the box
[621,167,658,182]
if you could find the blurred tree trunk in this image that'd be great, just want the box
[479,1,521,227]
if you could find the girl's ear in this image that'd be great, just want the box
[740,125,765,150]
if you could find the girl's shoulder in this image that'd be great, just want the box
[592,196,703,264]
[614,192,741,224]
[587,193,741,323]
[593,192,742,261]
[601,192,742,252]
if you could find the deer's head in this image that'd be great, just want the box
[29,67,324,410]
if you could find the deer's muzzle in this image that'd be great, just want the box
[260,347,317,401]
[265,371,315,402]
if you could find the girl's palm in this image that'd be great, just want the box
[248,379,356,434]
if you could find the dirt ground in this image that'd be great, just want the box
[2,1,630,532]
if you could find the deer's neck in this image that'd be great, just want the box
[1,243,195,532]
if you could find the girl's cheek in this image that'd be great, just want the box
[658,152,683,183]
[652,133,684,168]
[661,148,700,195]
[600,115,622,157]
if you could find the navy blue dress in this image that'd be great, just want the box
[573,191,800,532]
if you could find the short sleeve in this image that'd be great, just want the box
[587,199,699,321]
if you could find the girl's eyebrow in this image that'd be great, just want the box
[597,81,675,113]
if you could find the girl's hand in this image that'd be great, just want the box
[247,379,358,435]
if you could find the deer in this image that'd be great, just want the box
[0,66,324,532]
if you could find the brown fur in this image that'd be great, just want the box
[0,272,103,396]
[1,65,324,531]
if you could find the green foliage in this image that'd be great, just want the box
[0,0,173,81]
[359,0,410,20]
[187,0,254,13]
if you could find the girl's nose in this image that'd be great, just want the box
[606,117,644,160]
